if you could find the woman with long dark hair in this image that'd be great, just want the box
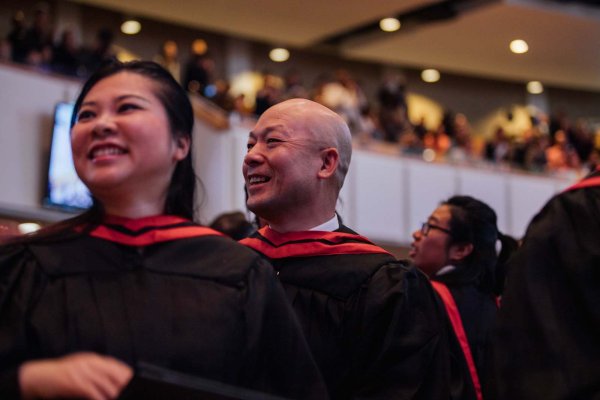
[409,195,516,400]
[0,61,325,399]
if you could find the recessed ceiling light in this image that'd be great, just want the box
[510,39,528,54]
[527,81,544,94]
[421,69,440,83]
[380,18,401,32]
[121,20,141,35]
[269,48,290,62]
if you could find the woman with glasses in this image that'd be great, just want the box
[409,195,516,400]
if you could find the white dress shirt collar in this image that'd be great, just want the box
[308,214,339,232]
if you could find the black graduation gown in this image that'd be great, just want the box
[0,215,327,399]
[432,270,498,400]
[241,225,450,400]
[487,169,600,399]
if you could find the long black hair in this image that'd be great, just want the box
[443,195,500,293]
[2,60,197,246]
[493,232,520,296]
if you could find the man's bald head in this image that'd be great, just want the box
[263,99,352,192]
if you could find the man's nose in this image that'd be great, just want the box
[244,145,264,166]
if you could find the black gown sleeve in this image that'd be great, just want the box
[240,258,328,400]
[0,245,46,399]
[487,187,600,399]
[349,262,451,400]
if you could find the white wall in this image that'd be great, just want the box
[347,154,572,243]
[0,64,81,208]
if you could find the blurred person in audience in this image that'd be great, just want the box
[320,69,366,133]
[183,41,214,95]
[532,110,550,136]
[51,29,81,77]
[485,126,510,163]
[233,93,251,117]
[0,61,326,399]
[25,46,52,71]
[399,129,424,155]
[282,69,309,100]
[568,119,594,165]
[22,3,53,69]
[210,79,235,112]
[0,38,11,61]
[253,72,281,116]
[545,129,579,171]
[488,165,600,399]
[523,133,549,172]
[153,39,181,83]
[585,148,600,174]
[448,113,474,162]
[447,141,471,163]
[80,28,115,77]
[469,135,487,161]
[240,98,450,400]
[442,111,457,140]
[424,125,452,159]
[6,10,28,63]
[378,71,409,142]
[355,104,382,143]
[209,211,255,240]
[310,73,330,104]
[507,128,533,169]
[410,195,516,400]
[549,110,569,139]
[413,116,428,141]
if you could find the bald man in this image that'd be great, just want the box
[240,99,450,400]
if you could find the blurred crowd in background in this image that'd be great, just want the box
[3,3,599,177]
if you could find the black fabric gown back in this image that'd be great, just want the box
[487,169,600,399]
[0,215,327,399]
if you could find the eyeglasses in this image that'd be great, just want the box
[420,222,451,236]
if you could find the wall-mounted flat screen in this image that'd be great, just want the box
[44,102,92,211]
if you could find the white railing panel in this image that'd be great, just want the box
[352,151,405,243]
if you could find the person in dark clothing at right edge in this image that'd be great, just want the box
[487,168,600,400]
[410,195,516,400]
[240,98,450,400]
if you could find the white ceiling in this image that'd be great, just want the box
[73,0,600,91]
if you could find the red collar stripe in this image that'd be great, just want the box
[431,281,483,400]
[257,226,377,246]
[89,225,223,246]
[564,176,600,192]
[85,215,224,246]
[102,215,191,229]
[240,226,391,259]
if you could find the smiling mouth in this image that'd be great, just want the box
[88,145,127,160]
[247,175,271,186]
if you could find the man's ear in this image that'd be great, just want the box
[317,148,339,179]
[448,242,474,263]
[173,135,191,161]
